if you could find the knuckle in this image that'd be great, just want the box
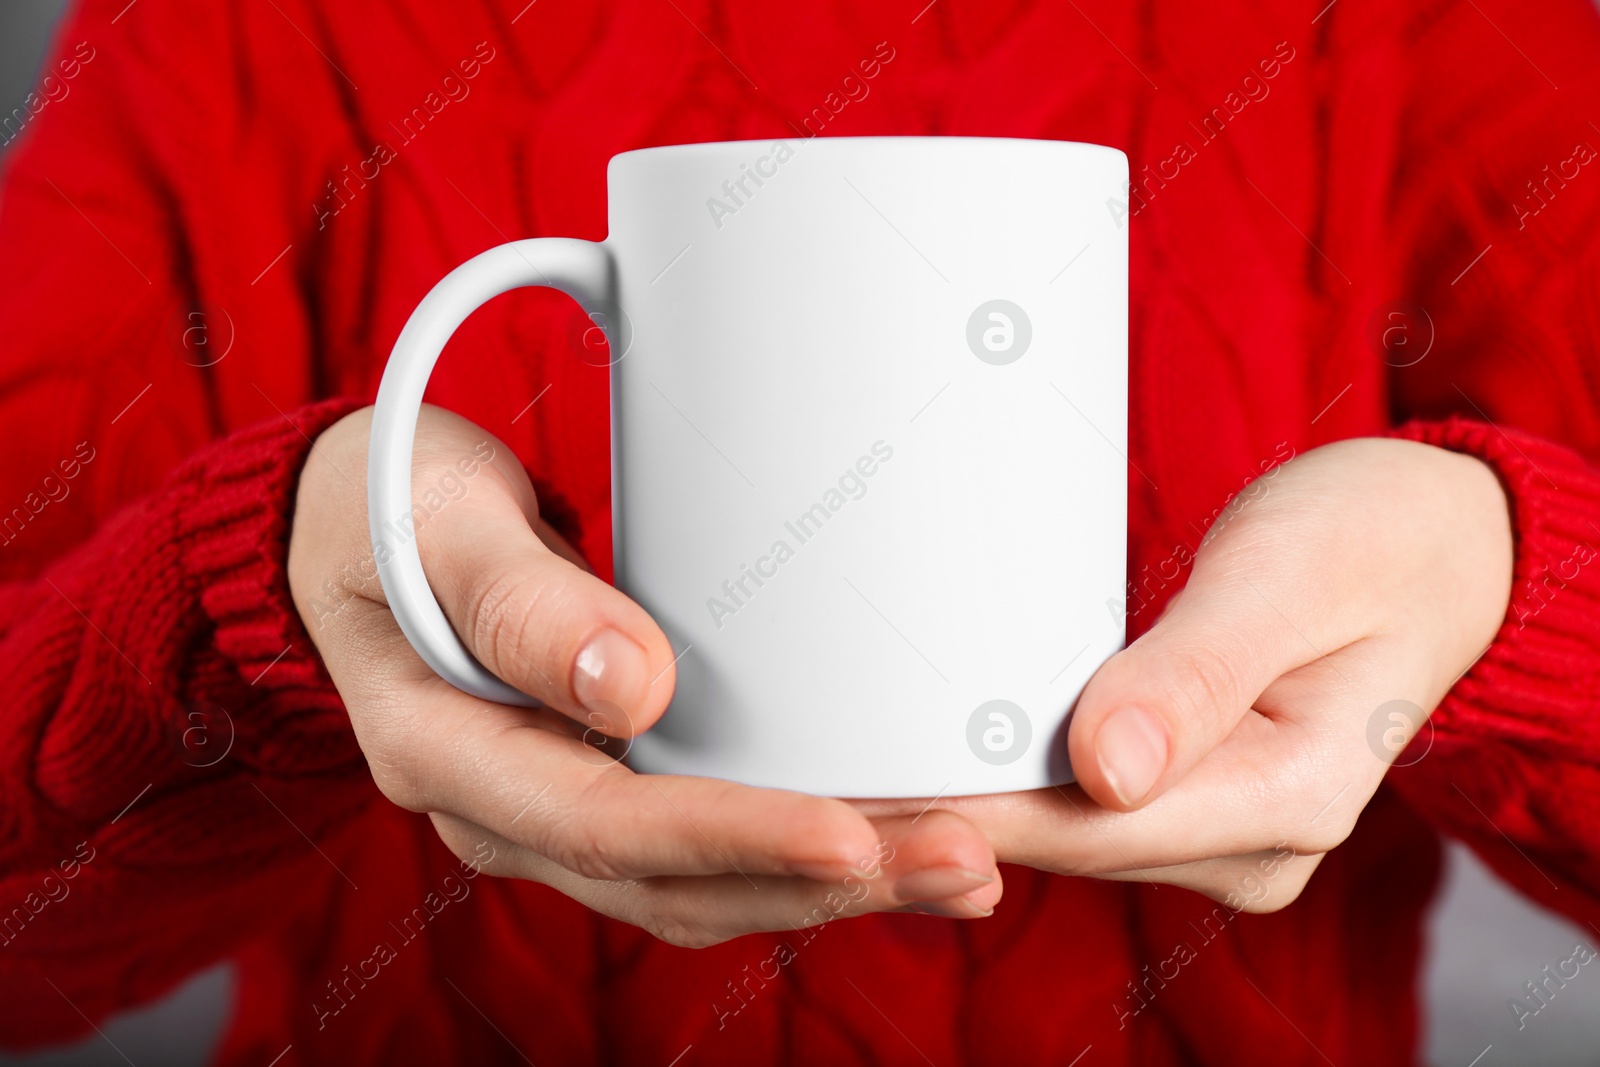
[1235,852,1322,914]
[373,770,427,813]
[352,708,434,813]
[1051,851,1117,878]
[370,758,431,812]
[1166,642,1249,734]
[1262,759,1359,856]
[1236,871,1310,914]
[429,814,488,868]
[534,799,636,883]
[462,567,528,678]
[1290,821,1351,856]
[553,834,632,883]
[462,564,566,692]
[639,909,725,950]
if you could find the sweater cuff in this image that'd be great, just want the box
[176,398,366,760]
[1388,417,1600,761]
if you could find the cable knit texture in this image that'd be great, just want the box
[1,0,1599,1064]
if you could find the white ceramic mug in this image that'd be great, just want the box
[369,136,1128,798]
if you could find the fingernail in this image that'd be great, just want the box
[1097,704,1169,806]
[572,628,649,726]
[905,897,994,919]
[894,866,995,902]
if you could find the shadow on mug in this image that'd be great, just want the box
[1046,708,1079,788]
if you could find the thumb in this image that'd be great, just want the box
[1067,572,1314,811]
[425,489,680,739]
[387,414,679,738]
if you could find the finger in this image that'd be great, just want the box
[1095,849,1324,914]
[412,437,679,738]
[433,810,1003,948]
[322,406,679,736]
[328,548,925,884]
[908,681,1360,876]
[1068,551,1328,811]
[357,673,1002,883]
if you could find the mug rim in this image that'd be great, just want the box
[610,134,1126,167]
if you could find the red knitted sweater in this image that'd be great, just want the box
[3,1,1600,1063]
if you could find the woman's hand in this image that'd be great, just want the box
[288,405,1002,946]
[858,438,1515,910]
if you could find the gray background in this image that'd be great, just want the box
[0,2,67,139]
[2,1,1598,1063]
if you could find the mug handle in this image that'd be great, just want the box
[368,237,615,706]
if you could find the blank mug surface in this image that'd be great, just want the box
[605,137,1128,797]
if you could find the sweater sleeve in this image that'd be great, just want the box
[0,1,378,1046]
[1385,420,1600,920]
[1357,0,1600,920]
[0,400,378,1047]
